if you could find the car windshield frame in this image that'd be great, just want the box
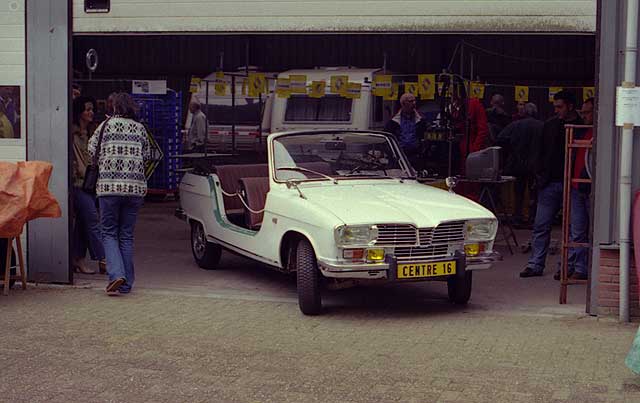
[270,131,415,184]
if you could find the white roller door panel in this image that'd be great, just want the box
[72,0,597,33]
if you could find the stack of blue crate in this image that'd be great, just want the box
[132,90,182,195]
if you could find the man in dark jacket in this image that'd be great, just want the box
[496,102,543,226]
[384,93,428,171]
[486,93,512,144]
[520,90,583,278]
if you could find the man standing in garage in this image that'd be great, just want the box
[186,100,208,153]
[520,90,582,278]
[384,92,428,171]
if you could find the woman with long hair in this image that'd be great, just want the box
[88,93,150,294]
[71,95,106,274]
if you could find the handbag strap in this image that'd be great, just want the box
[92,117,111,166]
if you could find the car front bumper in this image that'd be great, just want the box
[317,251,500,280]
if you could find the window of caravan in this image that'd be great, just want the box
[202,98,263,125]
[285,95,353,122]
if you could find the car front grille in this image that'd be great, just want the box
[393,221,466,262]
[428,221,465,245]
[375,224,418,246]
[394,244,452,261]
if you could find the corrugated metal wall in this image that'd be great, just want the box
[0,0,25,162]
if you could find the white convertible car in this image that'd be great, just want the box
[178,130,499,315]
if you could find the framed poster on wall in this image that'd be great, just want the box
[0,86,21,139]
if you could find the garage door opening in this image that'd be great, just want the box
[69,33,596,312]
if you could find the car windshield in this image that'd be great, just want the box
[272,132,413,182]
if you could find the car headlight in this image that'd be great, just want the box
[465,219,498,241]
[334,225,378,246]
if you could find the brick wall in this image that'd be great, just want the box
[598,248,639,317]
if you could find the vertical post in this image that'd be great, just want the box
[383,52,388,74]
[27,0,71,283]
[231,75,237,155]
[258,91,263,157]
[204,80,209,157]
[619,0,638,322]
[459,42,464,80]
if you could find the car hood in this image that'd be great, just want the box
[299,180,494,227]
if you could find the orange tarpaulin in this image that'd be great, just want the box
[0,161,61,237]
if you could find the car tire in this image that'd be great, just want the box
[447,270,472,305]
[296,239,322,315]
[191,221,222,270]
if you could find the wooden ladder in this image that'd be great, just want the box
[560,124,592,304]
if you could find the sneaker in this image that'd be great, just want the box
[106,277,125,293]
[520,267,543,278]
[570,272,588,281]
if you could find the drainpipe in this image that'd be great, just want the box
[619,0,638,322]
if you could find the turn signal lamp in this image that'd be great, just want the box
[343,249,365,260]
[367,249,385,261]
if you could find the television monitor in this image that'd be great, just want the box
[465,146,501,180]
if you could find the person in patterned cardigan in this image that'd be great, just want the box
[89,93,150,294]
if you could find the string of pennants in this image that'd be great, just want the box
[190,73,595,103]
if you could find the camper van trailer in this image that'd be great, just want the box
[186,70,276,155]
[186,67,395,156]
[271,67,393,133]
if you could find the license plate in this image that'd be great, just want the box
[397,261,457,279]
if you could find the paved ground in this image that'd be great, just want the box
[2,201,639,403]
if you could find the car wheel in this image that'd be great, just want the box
[296,239,322,315]
[447,270,472,305]
[191,221,222,270]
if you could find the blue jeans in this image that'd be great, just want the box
[99,196,144,293]
[568,188,590,275]
[72,188,105,261]
[527,182,564,272]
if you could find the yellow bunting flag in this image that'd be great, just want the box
[515,86,529,102]
[372,75,392,97]
[436,81,453,98]
[548,87,563,102]
[309,81,326,98]
[275,78,291,98]
[470,82,485,99]
[214,72,226,96]
[330,75,348,95]
[248,72,267,97]
[384,83,399,101]
[346,82,362,99]
[189,77,201,93]
[289,75,307,94]
[583,86,595,101]
[405,82,419,97]
[241,78,247,96]
[418,74,436,100]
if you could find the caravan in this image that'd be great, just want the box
[186,67,396,156]
[271,67,394,133]
[186,69,276,155]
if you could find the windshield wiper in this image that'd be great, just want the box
[276,166,338,184]
[339,172,391,178]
